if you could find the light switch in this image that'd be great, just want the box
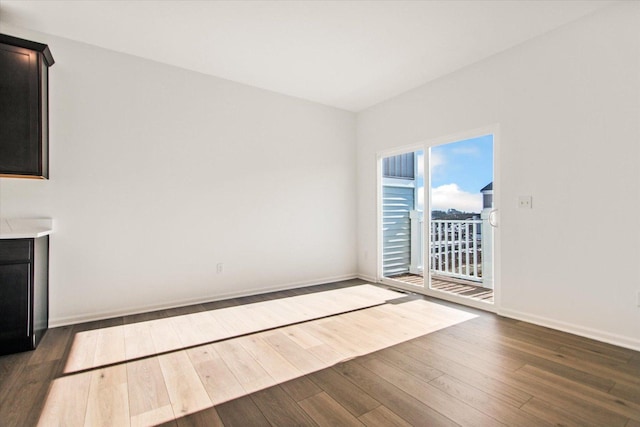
[518,195,532,209]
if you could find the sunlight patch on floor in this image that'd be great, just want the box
[40,287,477,426]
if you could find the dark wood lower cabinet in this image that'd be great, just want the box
[0,236,49,355]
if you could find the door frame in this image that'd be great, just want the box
[376,124,501,313]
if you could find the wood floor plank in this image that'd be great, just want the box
[213,303,273,336]
[413,331,629,427]
[64,328,99,373]
[263,297,323,323]
[557,344,635,367]
[515,364,640,422]
[458,320,635,389]
[187,344,246,405]
[282,323,325,349]
[328,314,390,352]
[332,361,458,426]
[450,322,615,391]
[502,318,638,362]
[359,356,502,426]
[158,351,212,418]
[299,391,364,426]
[174,407,224,427]
[507,367,629,426]
[126,357,172,426]
[307,342,350,366]
[122,309,167,325]
[521,397,605,427]
[308,366,380,417]
[411,333,525,377]
[358,405,412,427]
[445,322,619,392]
[611,380,640,405]
[387,342,533,408]
[188,311,229,343]
[262,330,326,374]
[0,351,31,404]
[130,406,175,427]
[169,314,210,348]
[247,300,300,329]
[213,339,274,394]
[391,299,477,325]
[359,305,439,340]
[149,317,184,354]
[185,343,219,366]
[37,371,92,427]
[93,325,126,368]
[363,347,443,384]
[215,395,271,427]
[424,331,526,371]
[168,310,231,348]
[123,321,156,360]
[162,304,205,318]
[250,385,318,426]
[429,374,552,427]
[84,364,130,427]
[280,375,323,402]
[238,333,303,383]
[303,319,367,356]
[2,361,59,427]
[27,325,72,366]
[72,317,124,333]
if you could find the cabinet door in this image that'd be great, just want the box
[0,263,30,341]
[0,42,41,176]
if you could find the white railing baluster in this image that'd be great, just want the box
[457,223,460,274]
[444,222,449,275]
[473,221,478,278]
[437,222,442,271]
[465,221,470,276]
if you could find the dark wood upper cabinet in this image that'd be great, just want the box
[0,34,54,179]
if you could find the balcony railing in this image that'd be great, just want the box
[430,219,482,282]
[384,208,493,288]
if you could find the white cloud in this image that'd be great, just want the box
[451,146,480,156]
[430,150,445,170]
[431,183,482,213]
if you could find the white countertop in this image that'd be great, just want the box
[0,218,53,239]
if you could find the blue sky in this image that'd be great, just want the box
[416,134,493,212]
[431,135,493,192]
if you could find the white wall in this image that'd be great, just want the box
[0,26,357,325]
[357,2,640,349]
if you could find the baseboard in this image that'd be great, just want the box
[49,273,359,327]
[498,307,640,352]
[357,273,378,283]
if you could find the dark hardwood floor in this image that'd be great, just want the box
[1,279,639,426]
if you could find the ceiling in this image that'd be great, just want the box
[0,1,615,111]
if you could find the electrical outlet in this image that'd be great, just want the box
[364,250,368,260]
[216,263,224,274]
[637,291,640,307]
[518,195,532,209]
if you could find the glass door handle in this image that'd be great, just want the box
[489,209,499,227]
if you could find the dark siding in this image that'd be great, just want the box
[383,153,415,179]
[483,193,493,209]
